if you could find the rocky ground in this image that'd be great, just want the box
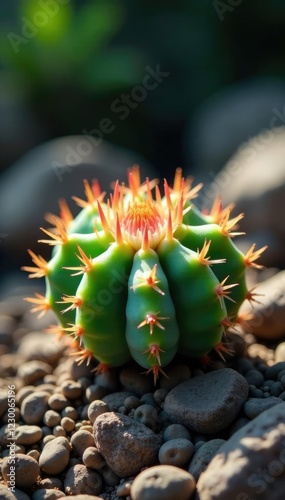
[0,265,285,500]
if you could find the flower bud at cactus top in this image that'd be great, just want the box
[23,166,267,382]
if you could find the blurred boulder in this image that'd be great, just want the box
[0,136,157,271]
[185,77,285,180]
[201,127,285,268]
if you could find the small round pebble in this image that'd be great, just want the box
[64,464,102,496]
[2,453,40,489]
[159,438,194,467]
[82,446,105,469]
[130,464,196,500]
[14,425,43,445]
[61,416,75,432]
[133,404,158,431]
[39,436,71,474]
[87,400,110,423]
[21,391,49,424]
[243,396,283,418]
[102,391,134,411]
[61,380,83,400]
[48,393,70,411]
[244,369,264,387]
[70,429,95,457]
[43,410,61,427]
[163,423,191,442]
[61,406,78,420]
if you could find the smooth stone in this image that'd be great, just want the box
[70,430,95,458]
[18,332,65,364]
[13,425,43,445]
[238,270,285,340]
[164,368,248,433]
[64,464,102,496]
[93,411,161,477]
[158,438,194,467]
[39,436,71,475]
[131,464,196,500]
[188,439,226,482]
[2,453,40,489]
[0,486,30,500]
[102,391,134,411]
[17,361,52,385]
[243,396,283,419]
[197,402,285,499]
[21,391,49,424]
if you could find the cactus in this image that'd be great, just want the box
[23,167,267,381]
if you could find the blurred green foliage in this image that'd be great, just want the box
[1,0,285,173]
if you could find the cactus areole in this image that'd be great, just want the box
[23,167,267,381]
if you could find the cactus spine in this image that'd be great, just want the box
[23,167,266,380]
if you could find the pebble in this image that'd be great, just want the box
[243,396,283,419]
[13,425,43,445]
[82,446,105,469]
[0,486,30,500]
[133,404,159,431]
[60,380,83,400]
[164,368,248,433]
[70,430,95,458]
[102,391,134,411]
[2,453,40,489]
[93,411,161,477]
[61,416,75,433]
[39,436,71,474]
[188,439,226,481]
[21,391,49,424]
[32,489,66,499]
[158,438,194,467]
[43,410,61,427]
[197,402,285,499]
[64,464,102,496]
[130,464,196,500]
[265,361,285,380]
[48,393,70,411]
[17,332,64,364]
[163,423,191,442]
[17,360,52,385]
[87,400,110,423]
[244,368,264,387]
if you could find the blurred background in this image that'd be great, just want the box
[1,0,285,278]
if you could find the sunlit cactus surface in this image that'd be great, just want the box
[23,167,266,381]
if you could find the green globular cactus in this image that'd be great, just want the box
[23,167,267,381]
